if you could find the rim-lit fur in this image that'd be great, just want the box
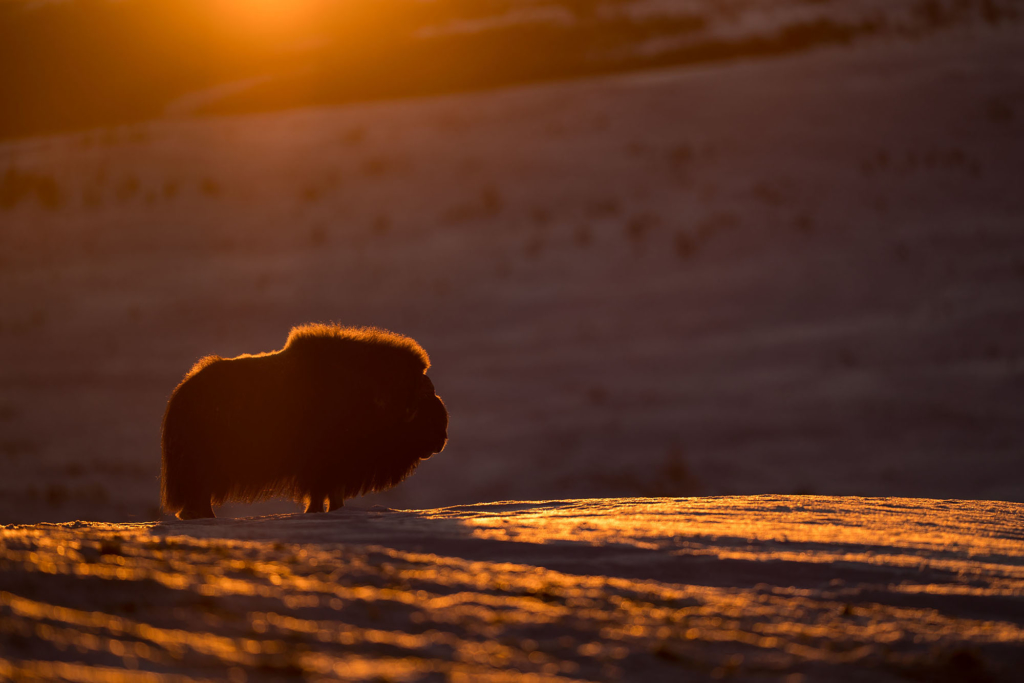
[161,325,448,518]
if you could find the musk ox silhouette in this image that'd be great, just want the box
[161,324,448,520]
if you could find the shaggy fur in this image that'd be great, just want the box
[161,324,448,519]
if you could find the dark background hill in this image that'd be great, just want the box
[1,0,1018,140]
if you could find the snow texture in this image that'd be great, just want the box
[2,496,1023,681]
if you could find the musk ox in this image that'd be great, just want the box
[161,324,448,520]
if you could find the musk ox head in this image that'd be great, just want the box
[160,324,448,520]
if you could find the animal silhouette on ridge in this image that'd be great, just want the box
[161,324,448,520]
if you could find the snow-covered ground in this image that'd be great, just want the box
[1,22,1023,523]
[2,496,1022,681]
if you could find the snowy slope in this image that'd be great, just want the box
[2,496,1023,681]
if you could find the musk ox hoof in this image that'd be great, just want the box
[304,494,345,513]
[176,500,215,520]
[304,495,327,513]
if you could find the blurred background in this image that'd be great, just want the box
[0,0,1022,523]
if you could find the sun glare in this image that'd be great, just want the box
[213,0,323,37]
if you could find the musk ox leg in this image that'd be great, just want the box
[176,498,215,520]
[326,495,344,512]
[304,493,327,514]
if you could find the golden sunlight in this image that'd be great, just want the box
[211,0,324,37]
[3,498,1023,680]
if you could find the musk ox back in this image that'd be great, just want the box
[161,324,448,520]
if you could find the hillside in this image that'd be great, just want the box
[2,21,1024,524]
[1,0,1019,140]
[2,496,1023,681]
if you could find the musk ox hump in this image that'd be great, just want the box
[284,324,430,371]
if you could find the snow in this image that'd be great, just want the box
[2,496,1022,681]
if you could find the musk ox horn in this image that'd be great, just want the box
[160,324,448,520]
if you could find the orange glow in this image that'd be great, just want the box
[2,498,1023,679]
[211,0,325,38]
